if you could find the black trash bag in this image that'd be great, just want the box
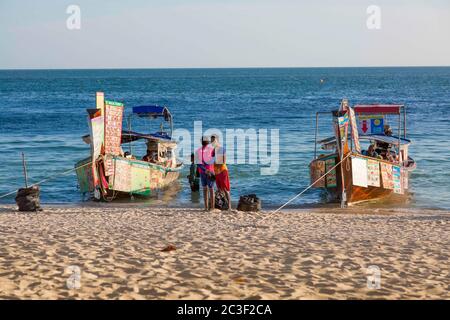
[15,186,42,212]
[215,190,229,210]
[237,194,261,212]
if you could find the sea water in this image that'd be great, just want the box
[0,67,449,209]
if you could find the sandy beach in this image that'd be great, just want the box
[0,205,448,300]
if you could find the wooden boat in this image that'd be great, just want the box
[309,100,416,206]
[75,92,183,201]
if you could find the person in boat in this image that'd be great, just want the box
[384,125,393,136]
[375,125,394,157]
[386,148,398,163]
[195,136,216,211]
[142,150,158,163]
[362,144,379,158]
[211,134,231,211]
[124,151,135,159]
[187,153,200,192]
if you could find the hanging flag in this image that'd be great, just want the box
[90,115,104,162]
[367,159,381,187]
[348,107,361,153]
[352,157,368,187]
[380,163,394,189]
[333,119,341,157]
[338,113,349,151]
[86,110,104,189]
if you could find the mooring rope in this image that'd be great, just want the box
[0,156,184,200]
[0,160,94,200]
[1,151,352,223]
[256,152,352,225]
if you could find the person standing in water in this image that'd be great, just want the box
[187,153,199,192]
[211,135,231,210]
[195,136,215,211]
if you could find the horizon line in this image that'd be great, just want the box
[1,65,449,71]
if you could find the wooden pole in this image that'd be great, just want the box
[403,105,407,139]
[21,152,28,188]
[340,130,347,209]
[127,115,132,155]
[398,112,401,158]
[314,112,319,159]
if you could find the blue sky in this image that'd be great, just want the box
[0,0,449,68]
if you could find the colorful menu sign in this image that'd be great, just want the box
[104,100,124,156]
[367,159,381,187]
[380,162,394,190]
[392,165,403,194]
[325,158,337,188]
[310,160,325,188]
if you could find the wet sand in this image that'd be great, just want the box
[0,205,448,299]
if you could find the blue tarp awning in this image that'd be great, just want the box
[132,105,166,117]
[121,130,172,143]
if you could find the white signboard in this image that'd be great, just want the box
[352,157,368,188]
[90,115,104,161]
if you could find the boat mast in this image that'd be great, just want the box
[21,152,29,188]
[314,112,319,159]
[127,114,133,155]
[403,105,407,139]
[339,99,348,208]
[398,109,401,158]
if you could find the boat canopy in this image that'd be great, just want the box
[359,134,411,146]
[132,105,172,121]
[82,130,172,145]
[121,130,172,144]
[353,104,403,115]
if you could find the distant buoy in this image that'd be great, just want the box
[320,79,325,84]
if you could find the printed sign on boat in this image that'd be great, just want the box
[358,115,384,135]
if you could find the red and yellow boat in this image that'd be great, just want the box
[309,100,416,206]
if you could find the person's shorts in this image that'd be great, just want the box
[200,172,215,188]
[215,170,230,191]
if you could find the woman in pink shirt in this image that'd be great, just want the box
[195,136,216,211]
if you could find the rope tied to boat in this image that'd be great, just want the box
[256,152,352,225]
[0,155,183,201]
[0,160,94,200]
